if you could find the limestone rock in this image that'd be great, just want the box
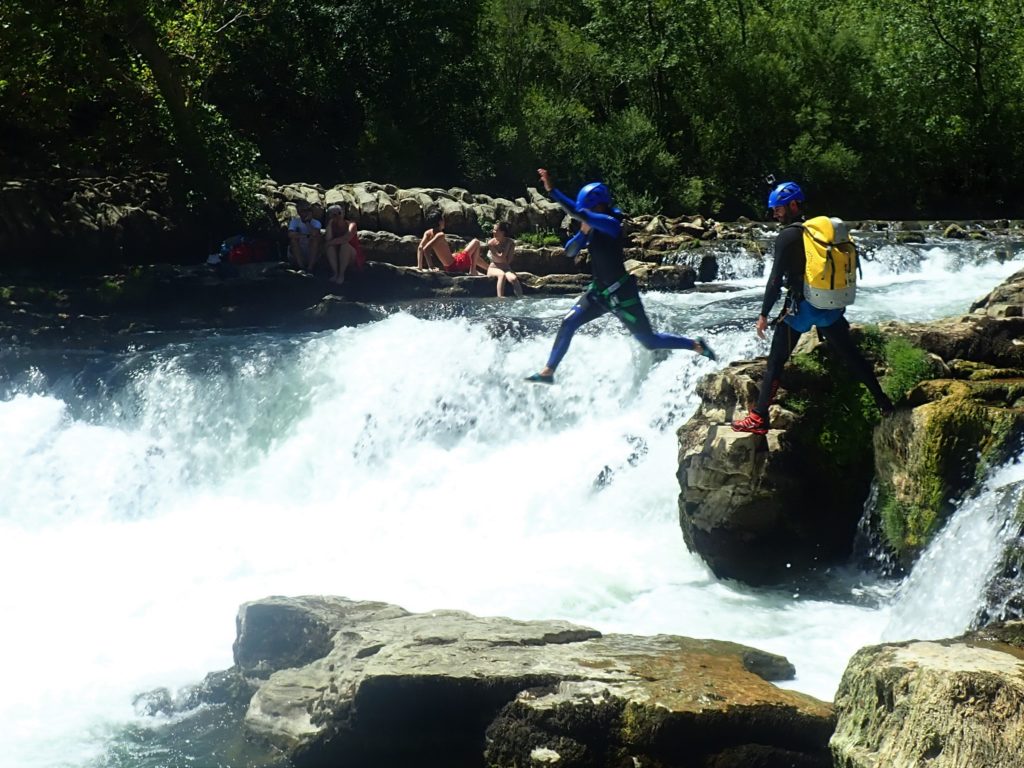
[859,268,1024,563]
[831,623,1024,768]
[231,596,831,767]
[678,348,881,585]
[872,378,1024,564]
[970,266,1024,316]
[877,314,1024,371]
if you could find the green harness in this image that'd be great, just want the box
[591,273,640,324]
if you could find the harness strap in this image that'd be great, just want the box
[769,295,796,329]
[591,274,638,323]
[598,273,631,298]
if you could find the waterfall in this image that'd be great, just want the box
[881,455,1024,641]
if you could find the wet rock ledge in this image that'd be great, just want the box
[151,598,1024,768]
[182,595,834,768]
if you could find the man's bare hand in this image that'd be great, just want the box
[537,168,553,192]
[755,314,769,340]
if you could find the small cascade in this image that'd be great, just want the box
[881,456,1024,642]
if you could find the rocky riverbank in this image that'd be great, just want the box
[2,175,1022,347]
[4,175,1022,278]
[132,595,1024,768]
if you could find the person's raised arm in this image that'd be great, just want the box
[538,168,578,217]
[577,208,621,238]
[537,168,619,238]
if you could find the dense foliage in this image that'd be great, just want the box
[2,0,1022,220]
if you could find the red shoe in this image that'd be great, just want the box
[732,411,768,435]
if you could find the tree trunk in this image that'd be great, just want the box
[117,4,230,207]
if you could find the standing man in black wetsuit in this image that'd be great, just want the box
[526,168,715,384]
[731,181,894,434]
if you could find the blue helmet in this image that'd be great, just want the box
[576,182,611,210]
[767,181,804,209]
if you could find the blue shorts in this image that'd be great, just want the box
[783,299,843,333]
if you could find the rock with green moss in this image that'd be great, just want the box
[947,359,1024,381]
[876,316,1024,373]
[677,333,885,585]
[872,378,1024,565]
[830,621,1024,768]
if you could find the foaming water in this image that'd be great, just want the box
[0,248,1021,767]
[851,243,1024,322]
[881,456,1024,642]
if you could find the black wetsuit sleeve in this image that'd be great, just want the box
[760,225,804,318]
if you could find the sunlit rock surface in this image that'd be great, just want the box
[677,350,879,585]
[831,621,1024,768]
[231,596,832,768]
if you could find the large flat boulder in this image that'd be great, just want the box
[233,596,832,767]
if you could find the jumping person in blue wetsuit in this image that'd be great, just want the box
[526,168,715,384]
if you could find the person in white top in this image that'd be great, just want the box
[287,201,323,271]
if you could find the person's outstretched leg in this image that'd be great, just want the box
[820,317,894,413]
[527,290,607,382]
[613,281,716,359]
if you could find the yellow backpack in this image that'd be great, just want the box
[799,216,858,309]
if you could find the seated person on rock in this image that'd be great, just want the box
[324,204,365,284]
[416,212,489,274]
[287,201,323,271]
[485,221,522,298]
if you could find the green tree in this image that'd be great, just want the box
[853,0,1024,215]
[0,0,262,217]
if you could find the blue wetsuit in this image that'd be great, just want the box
[543,187,698,372]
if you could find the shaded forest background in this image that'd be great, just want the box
[1,0,1022,224]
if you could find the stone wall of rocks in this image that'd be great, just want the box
[0,174,205,273]
[4,172,1022,277]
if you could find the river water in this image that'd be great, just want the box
[0,234,1021,768]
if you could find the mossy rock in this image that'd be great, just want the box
[874,379,1024,564]
[678,341,884,585]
